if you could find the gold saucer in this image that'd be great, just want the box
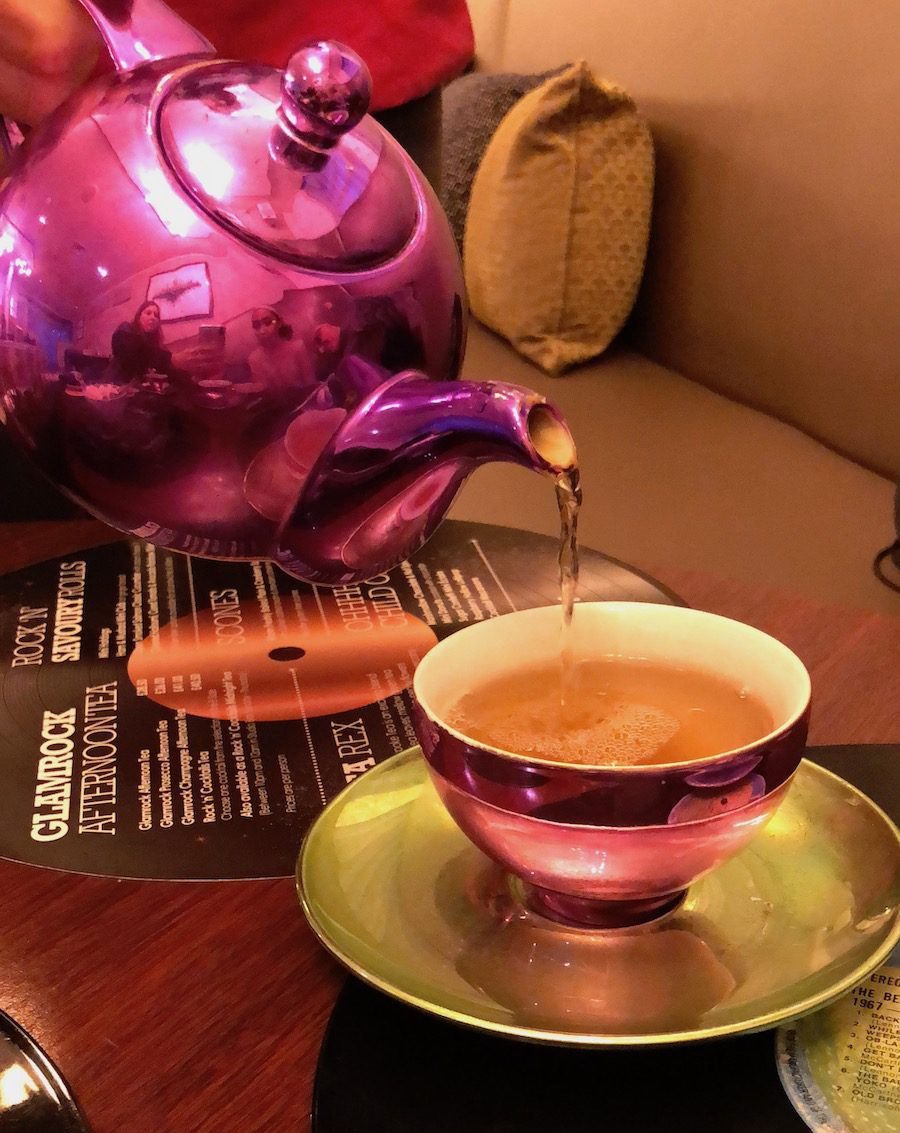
[297,750,900,1046]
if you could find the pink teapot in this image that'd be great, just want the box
[0,0,575,583]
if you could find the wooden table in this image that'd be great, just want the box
[1,519,897,1133]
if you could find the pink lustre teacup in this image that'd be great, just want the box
[411,602,811,928]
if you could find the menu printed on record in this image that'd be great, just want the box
[0,521,673,880]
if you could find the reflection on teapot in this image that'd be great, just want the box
[0,0,575,583]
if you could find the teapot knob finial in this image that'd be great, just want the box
[279,41,372,149]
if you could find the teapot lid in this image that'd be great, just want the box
[157,43,419,272]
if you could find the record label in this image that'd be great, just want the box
[0,521,676,880]
[778,942,900,1132]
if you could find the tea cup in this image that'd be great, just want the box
[411,602,811,928]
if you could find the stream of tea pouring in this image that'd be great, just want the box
[516,411,690,758]
[551,473,726,761]
[522,404,583,723]
[555,465,582,722]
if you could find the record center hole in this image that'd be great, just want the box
[268,646,306,661]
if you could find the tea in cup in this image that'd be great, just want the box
[411,601,811,928]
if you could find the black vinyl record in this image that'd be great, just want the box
[0,521,678,881]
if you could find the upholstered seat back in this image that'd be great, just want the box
[466,0,899,479]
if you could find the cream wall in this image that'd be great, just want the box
[464,1,900,480]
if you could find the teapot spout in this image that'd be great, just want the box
[275,372,577,584]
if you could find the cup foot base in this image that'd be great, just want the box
[523,884,687,930]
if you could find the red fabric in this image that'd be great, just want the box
[176,0,475,111]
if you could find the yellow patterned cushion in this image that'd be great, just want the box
[463,61,654,375]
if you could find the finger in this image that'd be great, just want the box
[0,0,99,124]
[0,0,98,72]
[0,56,85,124]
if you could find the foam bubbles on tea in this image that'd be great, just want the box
[444,657,773,767]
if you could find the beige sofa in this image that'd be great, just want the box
[447,0,899,614]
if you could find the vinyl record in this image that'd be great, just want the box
[0,521,679,880]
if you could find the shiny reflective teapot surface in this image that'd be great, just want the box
[0,0,575,583]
